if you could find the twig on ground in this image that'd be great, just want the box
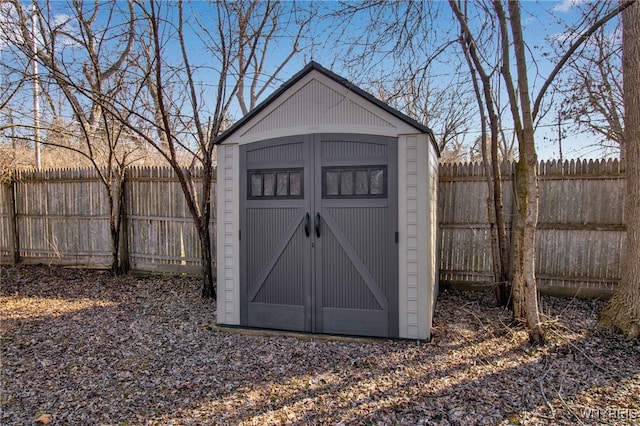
[548,328,609,374]
[557,372,585,426]
[460,306,498,340]
[538,356,556,421]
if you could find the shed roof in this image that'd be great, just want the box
[213,61,438,154]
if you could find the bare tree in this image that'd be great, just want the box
[496,0,544,343]
[4,0,138,274]
[114,0,314,298]
[229,0,315,115]
[556,19,625,160]
[448,0,633,343]
[0,60,28,130]
[372,71,476,162]
[1,2,39,167]
[0,3,25,112]
[326,1,477,161]
[600,0,640,338]
[449,0,511,306]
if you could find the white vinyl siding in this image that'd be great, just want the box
[216,144,240,325]
[230,73,419,145]
[398,134,434,340]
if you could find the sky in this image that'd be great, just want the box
[295,0,622,161]
[1,0,624,162]
[182,0,623,161]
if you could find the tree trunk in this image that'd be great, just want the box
[198,219,216,298]
[505,0,544,344]
[600,0,640,338]
[493,160,510,306]
[7,176,19,264]
[106,170,128,275]
[107,185,120,275]
[109,217,120,275]
[512,159,544,343]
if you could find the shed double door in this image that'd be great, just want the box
[240,134,398,337]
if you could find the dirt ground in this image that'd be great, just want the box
[1,265,638,425]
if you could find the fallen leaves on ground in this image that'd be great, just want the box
[1,265,638,425]
[34,414,51,424]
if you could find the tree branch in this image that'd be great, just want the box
[533,0,636,120]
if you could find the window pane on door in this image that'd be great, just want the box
[326,171,340,196]
[251,174,263,197]
[340,171,354,195]
[263,173,275,196]
[276,173,289,196]
[289,171,302,196]
[370,169,384,195]
[355,170,369,195]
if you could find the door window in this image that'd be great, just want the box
[322,166,387,198]
[248,169,304,199]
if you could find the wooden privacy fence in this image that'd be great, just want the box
[439,159,625,297]
[1,160,626,297]
[0,167,215,274]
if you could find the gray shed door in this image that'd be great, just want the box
[239,134,398,337]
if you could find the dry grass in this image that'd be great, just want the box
[1,265,638,425]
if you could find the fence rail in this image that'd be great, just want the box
[1,160,626,297]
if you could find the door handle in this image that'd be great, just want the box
[304,212,310,237]
[315,212,321,238]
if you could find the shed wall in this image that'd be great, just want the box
[216,144,241,325]
[398,134,436,340]
[426,138,439,334]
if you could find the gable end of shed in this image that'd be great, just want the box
[241,78,396,138]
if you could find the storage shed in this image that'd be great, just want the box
[214,62,439,340]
